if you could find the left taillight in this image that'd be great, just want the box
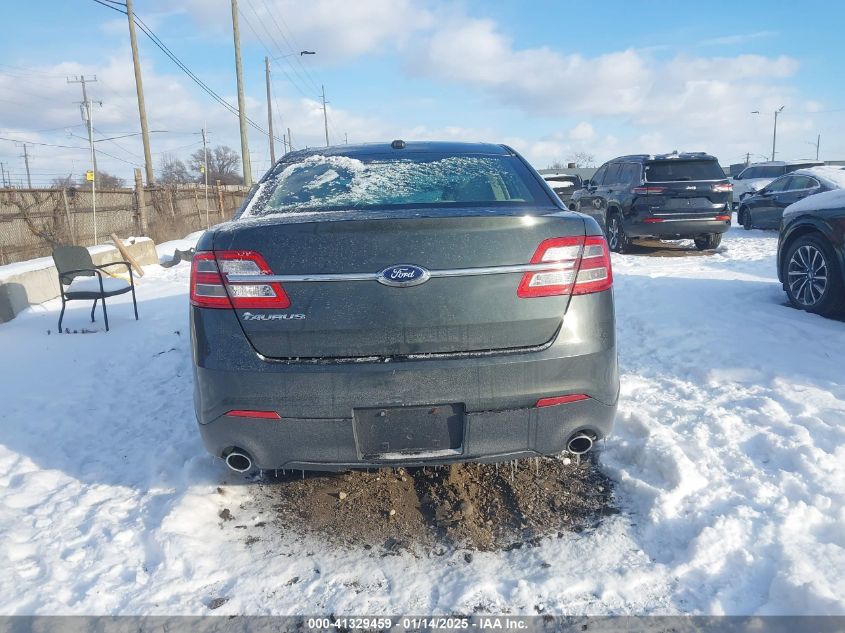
[190,252,231,308]
[517,235,613,298]
[190,250,290,309]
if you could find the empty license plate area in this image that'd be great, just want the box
[354,404,465,460]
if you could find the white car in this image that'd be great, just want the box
[731,161,823,207]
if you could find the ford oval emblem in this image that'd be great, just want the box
[377,264,431,287]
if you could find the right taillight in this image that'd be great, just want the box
[190,250,290,309]
[518,235,613,298]
[572,236,613,295]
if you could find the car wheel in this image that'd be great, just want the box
[739,207,752,230]
[606,213,630,253]
[784,234,845,316]
[694,233,722,250]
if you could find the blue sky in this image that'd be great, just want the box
[1,0,844,185]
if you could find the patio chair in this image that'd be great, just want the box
[52,245,139,332]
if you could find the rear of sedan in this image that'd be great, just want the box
[190,142,618,473]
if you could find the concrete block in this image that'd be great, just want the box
[0,237,158,324]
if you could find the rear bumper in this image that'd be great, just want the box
[625,217,731,238]
[197,396,617,471]
[191,290,618,470]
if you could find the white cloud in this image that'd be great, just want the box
[699,31,778,47]
[569,122,595,142]
[177,0,433,60]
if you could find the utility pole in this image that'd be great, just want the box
[344,132,348,144]
[321,85,330,147]
[287,127,292,152]
[0,162,7,188]
[68,75,102,243]
[814,134,820,161]
[265,56,275,164]
[20,144,32,188]
[202,126,209,228]
[772,106,784,161]
[230,0,252,186]
[745,152,750,166]
[126,0,155,184]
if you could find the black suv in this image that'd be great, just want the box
[569,152,732,252]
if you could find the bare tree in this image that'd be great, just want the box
[78,171,125,188]
[50,174,75,188]
[546,160,566,171]
[188,145,243,185]
[158,153,192,184]
[566,152,596,168]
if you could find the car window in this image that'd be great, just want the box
[758,166,786,178]
[243,153,548,216]
[603,164,623,186]
[591,165,608,186]
[644,160,725,182]
[789,175,817,190]
[766,176,792,193]
[619,163,640,185]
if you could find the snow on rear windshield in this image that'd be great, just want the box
[645,160,725,182]
[242,154,540,216]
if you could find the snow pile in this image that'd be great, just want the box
[0,227,843,615]
[155,230,205,266]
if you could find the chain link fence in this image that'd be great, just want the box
[0,183,248,265]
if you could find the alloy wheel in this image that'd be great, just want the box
[607,218,619,251]
[788,244,828,307]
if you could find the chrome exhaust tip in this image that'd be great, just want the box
[225,450,253,473]
[567,433,594,455]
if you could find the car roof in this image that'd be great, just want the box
[608,152,718,163]
[791,166,845,188]
[743,160,823,168]
[281,141,513,160]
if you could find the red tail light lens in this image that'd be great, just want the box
[573,236,613,295]
[190,252,231,309]
[632,186,667,195]
[712,183,733,193]
[518,235,613,298]
[536,394,590,407]
[225,409,281,419]
[214,250,290,309]
[643,218,664,224]
[715,214,731,221]
[190,250,290,309]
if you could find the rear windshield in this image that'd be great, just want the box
[645,160,725,182]
[242,153,549,216]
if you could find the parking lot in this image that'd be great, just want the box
[1,223,842,614]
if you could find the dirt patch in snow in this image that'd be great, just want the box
[250,454,616,552]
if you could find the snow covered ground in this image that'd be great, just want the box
[0,226,843,615]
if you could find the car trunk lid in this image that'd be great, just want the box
[211,210,586,359]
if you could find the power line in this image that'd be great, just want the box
[261,0,322,95]
[238,4,314,101]
[249,0,320,96]
[89,0,274,139]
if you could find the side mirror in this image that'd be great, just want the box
[582,179,591,188]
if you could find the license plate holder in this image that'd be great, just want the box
[354,403,465,459]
